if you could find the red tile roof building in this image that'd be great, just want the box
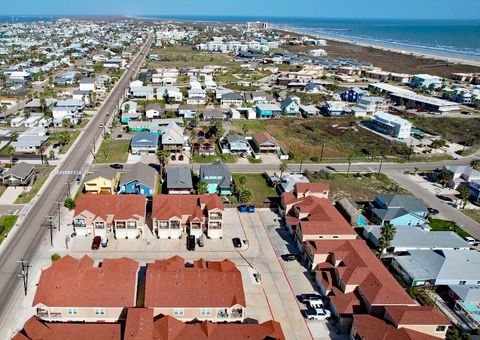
[73,194,147,239]
[151,194,224,239]
[304,239,449,337]
[282,190,357,250]
[33,255,139,322]
[145,256,245,322]
[124,308,285,340]
[13,316,121,340]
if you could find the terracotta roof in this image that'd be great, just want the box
[33,255,139,308]
[385,306,450,326]
[294,183,330,195]
[353,315,442,340]
[14,316,121,340]
[330,287,364,315]
[252,132,277,146]
[291,196,356,236]
[307,239,414,307]
[74,194,146,222]
[152,195,223,221]
[145,257,245,308]
[125,309,285,340]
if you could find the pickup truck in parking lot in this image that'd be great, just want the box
[304,308,331,321]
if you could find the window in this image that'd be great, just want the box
[67,308,78,315]
[200,308,211,316]
[173,308,184,316]
[436,326,446,332]
[95,222,105,229]
[94,308,105,316]
[333,236,339,239]
[459,281,466,285]
[158,221,169,229]
[127,221,137,229]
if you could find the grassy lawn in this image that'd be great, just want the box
[429,218,471,239]
[232,120,266,134]
[232,174,278,204]
[192,153,238,164]
[240,118,412,162]
[94,139,130,164]
[77,117,91,129]
[0,185,6,197]
[0,215,19,245]
[407,116,480,149]
[15,166,54,204]
[59,131,81,154]
[307,172,408,202]
[462,209,480,224]
[247,156,262,164]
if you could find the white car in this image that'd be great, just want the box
[465,237,479,245]
[305,308,331,320]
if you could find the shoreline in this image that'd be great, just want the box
[273,25,480,68]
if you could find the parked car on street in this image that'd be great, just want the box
[91,236,101,250]
[298,294,323,304]
[232,237,242,248]
[239,205,247,213]
[427,207,439,215]
[281,253,301,262]
[465,236,479,246]
[304,308,331,320]
[110,163,123,169]
[248,205,255,213]
[101,237,108,248]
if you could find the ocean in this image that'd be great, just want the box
[0,16,57,24]
[143,15,480,62]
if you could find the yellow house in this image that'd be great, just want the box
[83,166,121,194]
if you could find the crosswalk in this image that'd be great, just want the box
[54,170,84,176]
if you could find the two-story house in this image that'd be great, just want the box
[73,194,147,239]
[33,255,139,323]
[151,194,224,239]
[83,165,122,194]
[367,194,428,228]
[145,256,246,322]
[199,161,232,196]
[118,162,157,197]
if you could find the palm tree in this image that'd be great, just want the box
[378,222,396,257]
[156,149,170,176]
[279,161,288,179]
[438,170,453,188]
[460,187,470,209]
[470,159,480,171]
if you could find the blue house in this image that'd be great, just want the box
[199,161,232,196]
[256,103,281,119]
[368,194,428,227]
[340,87,365,102]
[118,162,157,197]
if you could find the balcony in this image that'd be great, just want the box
[36,309,49,318]
[217,308,243,320]
[209,221,222,229]
[209,213,223,220]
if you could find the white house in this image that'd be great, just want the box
[370,111,412,139]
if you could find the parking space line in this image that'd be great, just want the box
[257,210,314,340]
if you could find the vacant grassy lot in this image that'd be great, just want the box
[15,166,54,204]
[94,140,130,164]
[408,116,480,147]
[58,131,81,154]
[232,174,278,204]
[307,172,407,202]
[462,209,480,224]
[0,215,19,245]
[429,218,471,239]
[192,153,238,164]
[232,120,266,134]
[149,46,235,68]
[234,118,411,161]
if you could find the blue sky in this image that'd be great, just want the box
[3,0,480,19]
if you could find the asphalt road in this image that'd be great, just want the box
[0,36,153,319]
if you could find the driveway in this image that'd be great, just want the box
[387,171,480,239]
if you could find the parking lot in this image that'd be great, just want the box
[53,208,314,339]
[257,209,349,340]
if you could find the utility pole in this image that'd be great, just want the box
[378,154,385,174]
[55,201,62,232]
[320,142,325,162]
[18,259,31,296]
[46,216,56,247]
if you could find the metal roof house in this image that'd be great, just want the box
[1,162,36,186]
[166,166,193,195]
[392,249,480,287]
[199,161,232,196]
[119,162,157,197]
[367,195,428,228]
[130,132,159,155]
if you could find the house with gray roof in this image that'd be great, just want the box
[199,161,232,196]
[363,225,470,254]
[166,166,193,194]
[1,162,36,186]
[224,134,250,153]
[281,97,300,116]
[221,92,243,107]
[449,285,480,328]
[119,162,157,197]
[367,194,428,228]
[392,249,480,287]
[130,132,159,155]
